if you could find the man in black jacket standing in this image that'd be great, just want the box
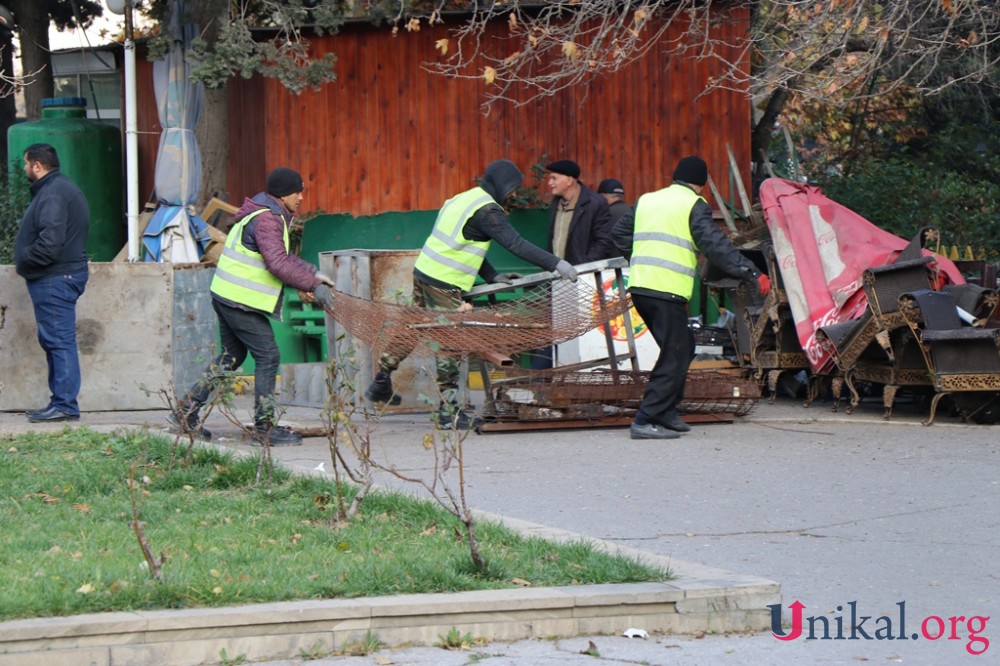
[531,160,616,369]
[15,143,90,422]
[545,160,615,264]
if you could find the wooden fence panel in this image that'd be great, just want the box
[214,5,753,216]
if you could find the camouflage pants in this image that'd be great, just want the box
[377,277,464,400]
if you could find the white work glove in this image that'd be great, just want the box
[491,274,513,285]
[314,271,335,287]
[554,260,578,282]
[313,284,335,309]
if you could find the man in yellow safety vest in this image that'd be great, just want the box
[612,156,772,440]
[364,159,578,430]
[169,167,335,446]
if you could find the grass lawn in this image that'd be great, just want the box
[0,428,669,621]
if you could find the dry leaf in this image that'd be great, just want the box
[562,41,579,59]
[423,433,434,450]
[420,526,437,536]
[406,17,420,32]
[210,569,222,578]
[291,533,302,545]
[374,656,395,665]
[633,8,647,24]
[508,13,518,30]
[76,583,95,594]
[503,51,522,67]
[72,503,90,513]
[435,38,449,56]
[511,577,532,587]
[213,586,223,595]
[483,66,497,85]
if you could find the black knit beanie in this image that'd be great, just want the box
[672,156,708,186]
[266,167,304,197]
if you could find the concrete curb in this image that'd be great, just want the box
[0,519,778,666]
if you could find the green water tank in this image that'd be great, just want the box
[8,97,124,261]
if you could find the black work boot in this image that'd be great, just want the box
[166,401,212,440]
[436,401,482,431]
[252,422,303,447]
[364,372,401,405]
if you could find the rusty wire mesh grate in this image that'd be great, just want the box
[328,279,632,359]
[481,368,760,422]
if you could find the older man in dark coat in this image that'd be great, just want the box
[544,160,615,264]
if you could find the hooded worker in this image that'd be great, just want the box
[364,159,578,430]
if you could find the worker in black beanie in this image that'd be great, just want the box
[612,155,771,440]
[169,166,332,448]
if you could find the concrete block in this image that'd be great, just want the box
[0,264,216,411]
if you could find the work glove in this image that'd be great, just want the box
[554,260,578,282]
[756,273,772,297]
[315,271,335,287]
[313,284,335,309]
[491,272,522,285]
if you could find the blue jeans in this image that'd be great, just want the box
[26,271,88,416]
[187,299,281,425]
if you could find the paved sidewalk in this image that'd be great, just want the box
[2,393,997,664]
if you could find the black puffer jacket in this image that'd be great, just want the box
[15,170,90,281]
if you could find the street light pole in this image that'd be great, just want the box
[123,2,139,262]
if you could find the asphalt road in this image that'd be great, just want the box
[252,394,999,665]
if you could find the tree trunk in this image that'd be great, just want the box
[0,30,17,171]
[751,87,788,178]
[192,0,231,209]
[196,85,229,208]
[12,0,54,120]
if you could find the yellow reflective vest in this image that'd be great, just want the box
[210,208,289,313]
[628,184,701,299]
[413,187,495,291]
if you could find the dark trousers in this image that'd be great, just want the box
[378,278,463,399]
[631,293,693,426]
[187,299,280,424]
[26,271,88,416]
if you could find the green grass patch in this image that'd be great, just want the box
[0,428,670,621]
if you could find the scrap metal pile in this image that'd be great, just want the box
[746,178,1000,424]
[479,367,759,427]
[323,257,759,429]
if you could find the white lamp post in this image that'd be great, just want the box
[107,0,141,262]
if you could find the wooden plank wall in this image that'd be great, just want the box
[120,5,749,216]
